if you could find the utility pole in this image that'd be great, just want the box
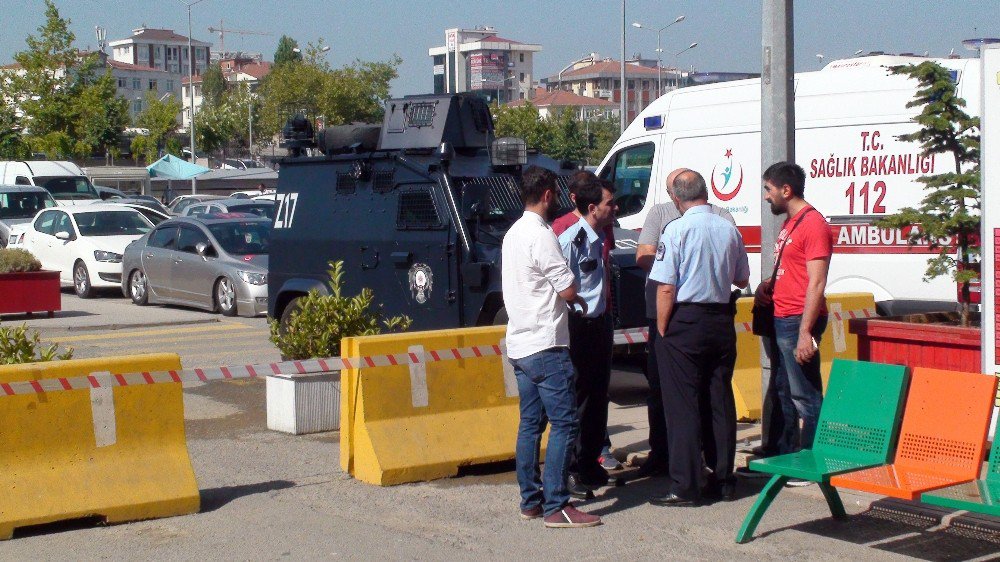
[759,0,795,454]
[620,0,626,134]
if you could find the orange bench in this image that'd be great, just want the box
[829,367,997,500]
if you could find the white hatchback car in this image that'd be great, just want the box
[8,204,154,297]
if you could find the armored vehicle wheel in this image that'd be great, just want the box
[278,296,303,335]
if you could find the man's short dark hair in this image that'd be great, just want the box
[573,174,612,213]
[762,161,806,198]
[521,165,558,205]
[567,169,596,195]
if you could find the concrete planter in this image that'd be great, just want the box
[0,270,61,317]
[847,312,981,372]
[266,371,341,434]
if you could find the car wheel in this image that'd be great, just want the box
[74,260,94,299]
[278,296,304,335]
[129,269,149,305]
[215,277,238,316]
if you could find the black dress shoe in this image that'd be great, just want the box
[703,481,736,502]
[567,473,595,499]
[649,492,699,506]
[632,460,669,479]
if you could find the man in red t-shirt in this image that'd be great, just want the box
[760,162,833,460]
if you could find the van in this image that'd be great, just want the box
[596,54,981,314]
[0,161,101,206]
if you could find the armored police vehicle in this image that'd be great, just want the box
[268,93,644,333]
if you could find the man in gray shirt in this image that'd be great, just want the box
[634,168,735,478]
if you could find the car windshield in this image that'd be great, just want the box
[35,176,100,199]
[207,221,271,255]
[227,203,275,220]
[75,211,152,236]
[0,192,57,219]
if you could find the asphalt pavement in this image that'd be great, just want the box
[2,291,999,559]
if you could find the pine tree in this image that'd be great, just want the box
[877,61,980,326]
[273,35,302,67]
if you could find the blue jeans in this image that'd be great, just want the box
[773,315,827,454]
[510,347,579,516]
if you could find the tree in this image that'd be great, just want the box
[543,107,588,165]
[0,103,30,159]
[257,52,400,138]
[877,61,980,326]
[273,35,302,67]
[71,70,129,158]
[131,92,182,164]
[584,113,620,166]
[195,100,238,154]
[201,62,226,108]
[6,0,127,158]
[492,101,546,150]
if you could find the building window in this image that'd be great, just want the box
[132,78,141,90]
[133,99,142,113]
[520,72,525,81]
[614,79,620,89]
[117,77,127,88]
[642,80,649,90]
[149,79,158,90]
[519,53,524,63]
[628,80,635,90]
[520,91,525,100]
[166,80,174,91]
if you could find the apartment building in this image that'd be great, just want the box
[109,26,211,77]
[428,26,541,104]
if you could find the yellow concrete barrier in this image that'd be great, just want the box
[341,326,523,486]
[732,292,874,421]
[0,353,198,539]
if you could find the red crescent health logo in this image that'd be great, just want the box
[711,165,743,201]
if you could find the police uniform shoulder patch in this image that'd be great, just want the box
[655,241,666,261]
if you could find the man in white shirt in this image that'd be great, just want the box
[502,165,601,528]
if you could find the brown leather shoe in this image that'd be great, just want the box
[520,505,543,520]
[543,503,602,528]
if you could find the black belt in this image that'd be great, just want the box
[571,313,609,324]
[675,302,731,313]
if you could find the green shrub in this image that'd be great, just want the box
[269,260,411,361]
[0,248,42,274]
[0,324,74,364]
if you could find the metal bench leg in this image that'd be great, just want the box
[736,474,788,544]
[818,483,846,519]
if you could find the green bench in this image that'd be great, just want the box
[921,430,1000,517]
[736,359,910,544]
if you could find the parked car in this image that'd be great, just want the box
[0,185,58,247]
[7,204,154,297]
[181,198,277,220]
[94,185,128,200]
[167,194,225,215]
[107,199,171,225]
[219,158,271,171]
[121,216,271,316]
[0,160,101,205]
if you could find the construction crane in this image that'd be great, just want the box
[207,20,272,55]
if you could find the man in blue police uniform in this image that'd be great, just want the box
[648,170,750,506]
[558,176,618,495]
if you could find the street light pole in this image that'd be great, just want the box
[178,0,207,194]
[632,15,685,99]
[674,42,698,89]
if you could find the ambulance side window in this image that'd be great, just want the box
[600,142,655,218]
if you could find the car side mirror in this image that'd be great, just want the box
[55,230,72,241]
[195,241,215,258]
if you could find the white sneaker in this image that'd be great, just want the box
[784,478,814,488]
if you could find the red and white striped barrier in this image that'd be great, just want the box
[1,306,877,397]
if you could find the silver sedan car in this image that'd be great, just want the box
[121,216,270,316]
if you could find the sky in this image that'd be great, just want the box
[2,0,998,97]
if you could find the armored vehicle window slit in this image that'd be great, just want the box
[397,187,442,230]
[336,172,356,194]
[373,170,395,194]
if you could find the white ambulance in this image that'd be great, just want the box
[597,54,981,314]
